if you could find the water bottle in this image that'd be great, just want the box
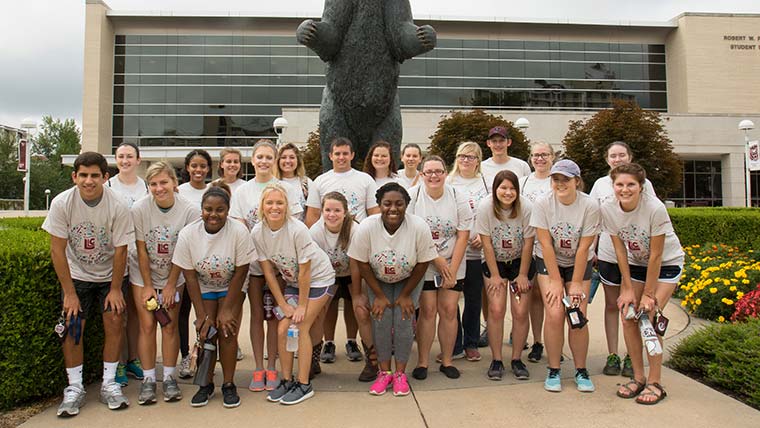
[638,314,663,356]
[263,290,274,321]
[286,324,299,352]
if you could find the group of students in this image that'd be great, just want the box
[48,126,681,418]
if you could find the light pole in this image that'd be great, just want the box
[273,117,288,148]
[20,118,37,216]
[739,119,756,207]
[515,117,530,136]
[45,189,51,210]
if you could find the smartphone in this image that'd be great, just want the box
[433,274,443,288]
[273,306,286,320]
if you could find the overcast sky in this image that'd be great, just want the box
[2,0,759,131]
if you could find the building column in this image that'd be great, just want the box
[82,0,115,155]
[721,152,746,207]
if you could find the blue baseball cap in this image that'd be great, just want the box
[550,159,581,177]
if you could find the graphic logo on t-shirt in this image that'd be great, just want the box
[70,222,110,265]
[84,237,96,250]
[338,189,362,217]
[550,222,581,259]
[196,255,235,290]
[158,243,169,254]
[146,225,179,269]
[271,254,299,284]
[326,247,350,277]
[502,239,513,249]
[618,224,651,264]
[423,216,455,253]
[245,208,260,230]
[372,249,411,283]
[468,188,488,210]
[492,223,523,262]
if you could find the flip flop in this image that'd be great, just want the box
[617,378,646,399]
[636,383,667,405]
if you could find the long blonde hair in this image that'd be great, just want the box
[449,141,483,178]
[275,143,306,179]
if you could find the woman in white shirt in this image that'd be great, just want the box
[131,162,199,405]
[217,148,246,195]
[410,156,472,380]
[252,184,335,405]
[177,149,211,208]
[363,141,398,187]
[275,143,313,222]
[172,186,253,408]
[478,170,535,381]
[530,159,600,394]
[397,144,422,189]
[601,163,683,405]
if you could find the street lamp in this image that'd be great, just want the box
[45,189,51,210]
[20,118,37,216]
[739,119,756,207]
[515,117,530,131]
[273,117,289,148]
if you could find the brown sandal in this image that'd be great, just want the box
[636,383,667,405]
[617,378,647,399]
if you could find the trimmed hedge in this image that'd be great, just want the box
[0,218,104,410]
[667,318,760,409]
[668,207,760,250]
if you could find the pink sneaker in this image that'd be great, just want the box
[265,369,279,391]
[392,372,410,396]
[369,371,393,395]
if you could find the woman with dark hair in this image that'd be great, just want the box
[363,141,398,187]
[178,149,212,208]
[397,144,422,189]
[348,182,437,397]
[218,148,246,195]
[275,143,313,222]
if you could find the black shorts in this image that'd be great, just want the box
[598,261,622,286]
[422,278,465,292]
[535,257,593,282]
[482,258,536,281]
[333,275,353,300]
[65,278,126,319]
[629,265,684,284]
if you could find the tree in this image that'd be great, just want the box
[302,130,323,180]
[35,116,81,162]
[562,100,682,198]
[427,109,529,169]
[0,130,23,201]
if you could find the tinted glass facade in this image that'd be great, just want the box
[112,35,667,149]
[669,160,723,207]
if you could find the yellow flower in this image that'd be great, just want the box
[737,292,744,299]
[709,287,717,294]
[696,298,702,305]
[723,279,731,286]
[681,300,687,307]
[721,298,734,305]
[742,279,750,284]
[718,316,725,322]
[730,286,737,292]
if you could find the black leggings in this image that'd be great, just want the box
[179,287,192,357]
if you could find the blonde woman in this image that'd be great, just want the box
[218,148,246,195]
[275,143,314,222]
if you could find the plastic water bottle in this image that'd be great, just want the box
[286,324,299,352]
[639,314,663,356]
[263,291,274,320]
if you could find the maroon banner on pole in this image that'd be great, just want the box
[17,139,27,172]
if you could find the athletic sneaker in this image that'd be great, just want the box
[178,354,193,379]
[222,382,240,408]
[57,384,86,417]
[191,383,215,407]
[487,360,505,380]
[137,378,157,405]
[465,348,481,362]
[544,368,562,392]
[346,340,363,362]
[621,354,634,378]
[603,353,622,376]
[477,328,489,348]
[527,342,544,363]
[392,372,410,396]
[265,369,279,391]
[100,381,130,410]
[280,382,314,405]
[267,379,295,402]
[126,359,144,380]
[115,363,128,386]
[369,371,393,396]
[511,360,530,380]
[320,341,336,363]
[575,368,595,392]
[249,369,266,392]
[162,375,182,402]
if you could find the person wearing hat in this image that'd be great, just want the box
[529,159,601,393]
[481,126,532,189]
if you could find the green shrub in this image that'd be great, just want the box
[0,217,45,231]
[0,224,104,410]
[667,318,760,409]
[668,207,760,251]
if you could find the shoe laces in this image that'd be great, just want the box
[347,341,360,353]
[63,385,83,400]
[102,382,123,395]
[490,360,504,371]
[607,353,621,365]
[512,360,527,371]
[576,368,590,380]
[548,368,561,378]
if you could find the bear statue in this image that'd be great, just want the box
[297,0,436,169]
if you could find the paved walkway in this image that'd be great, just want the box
[21,295,760,427]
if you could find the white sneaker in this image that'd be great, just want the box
[178,354,193,379]
[100,381,129,410]
[57,384,86,417]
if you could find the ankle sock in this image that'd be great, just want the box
[67,365,83,386]
[163,366,175,381]
[144,368,156,381]
[103,361,118,384]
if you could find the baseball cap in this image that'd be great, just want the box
[488,126,509,139]
[550,159,581,177]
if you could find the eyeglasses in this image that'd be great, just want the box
[531,153,551,159]
[422,169,446,177]
[457,154,478,162]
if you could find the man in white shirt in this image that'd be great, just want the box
[42,152,135,417]
[481,126,532,187]
[305,138,381,227]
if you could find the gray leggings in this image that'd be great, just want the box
[367,279,422,364]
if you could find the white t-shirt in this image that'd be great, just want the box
[600,193,684,267]
[226,178,246,195]
[590,175,656,263]
[107,175,148,209]
[375,175,398,188]
[476,196,535,263]
[448,174,490,260]
[42,186,134,283]
[481,157,532,187]
[177,182,208,210]
[172,218,254,294]
[408,185,473,281]
[348,214,438,284]
[530,192,601,267]
[520,173,552,203]
[130,194,200,288]
[229,178,304,230]
[280,175,313,222]
[310,219,357,278]
[252,218,335,287]
[306,169,378,222]
[396,169,420,189]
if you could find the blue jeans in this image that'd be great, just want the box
[455,259,483,353]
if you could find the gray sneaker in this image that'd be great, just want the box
[100,381,129,410]
[280,382,314,405]
[57,384,86,417]
[266,379,295,403]
[345,340,362,362]
[179,354,193,379]
[138,379,157,405]
[162,375,183,402]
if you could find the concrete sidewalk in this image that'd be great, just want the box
[21,295,760,427]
